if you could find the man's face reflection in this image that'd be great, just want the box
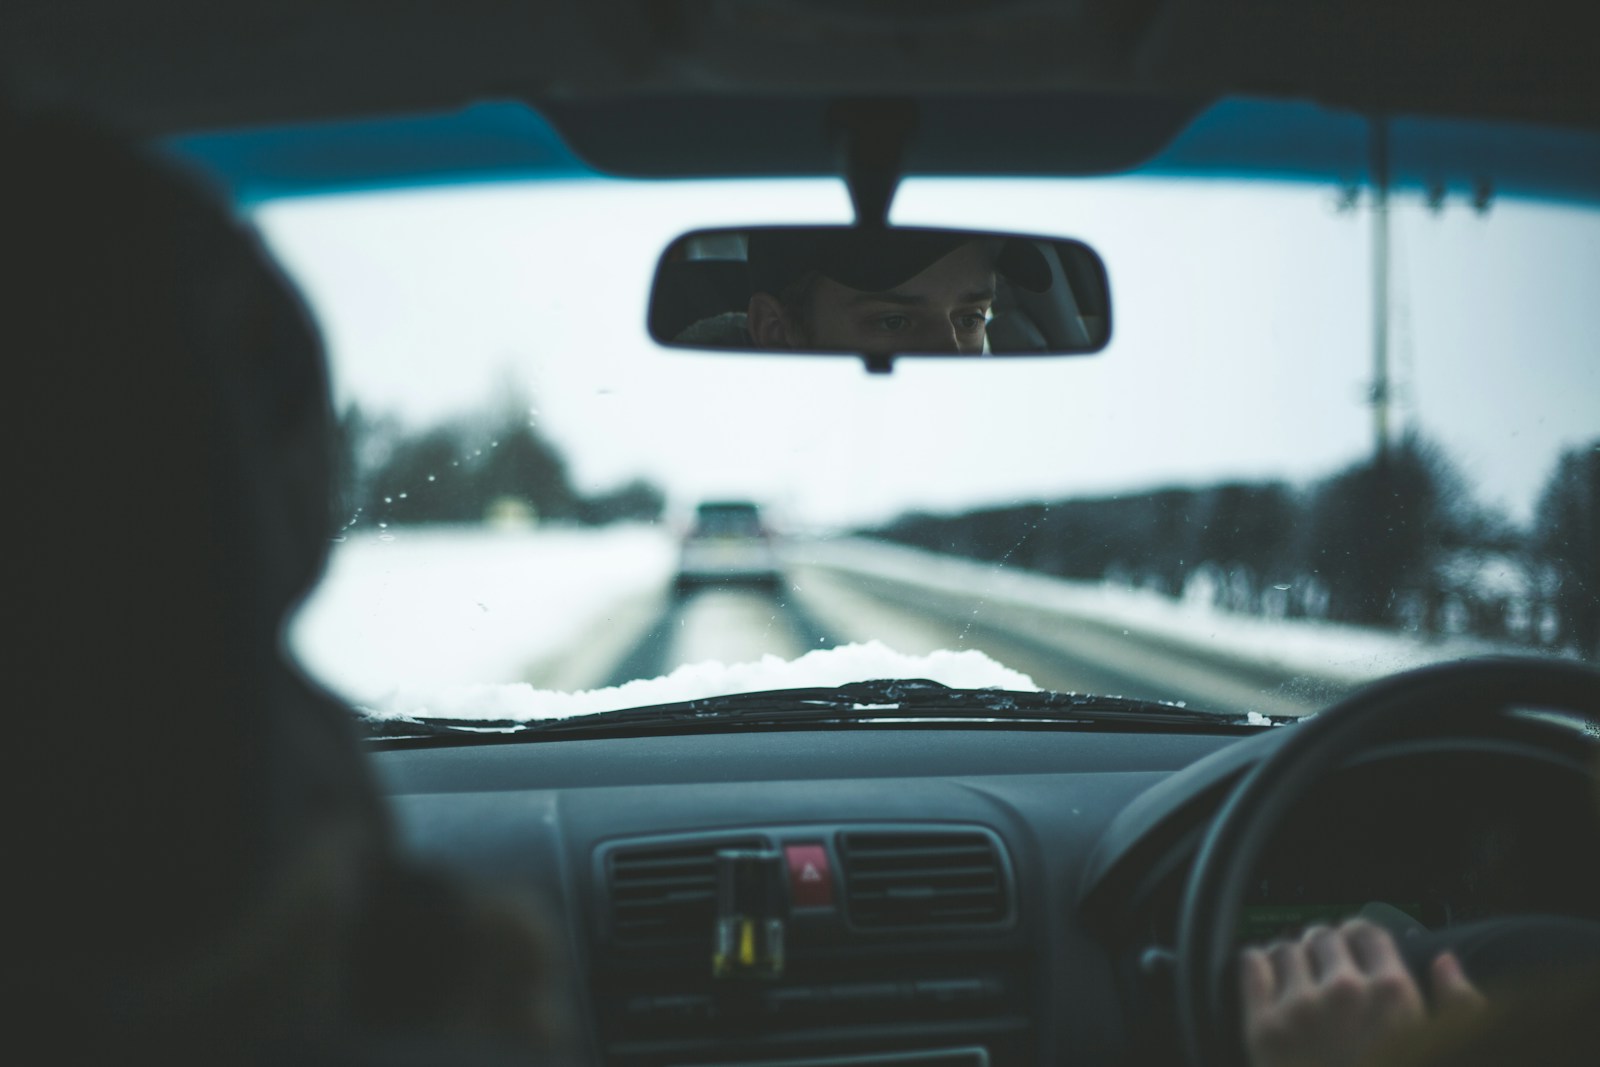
[748,240,995,354]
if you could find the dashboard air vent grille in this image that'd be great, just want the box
[607,836,764,944]
[839,830,1008,928]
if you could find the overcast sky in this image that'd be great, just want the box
[256,176,1599,530]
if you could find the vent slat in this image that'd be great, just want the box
[846,845,993,863]
[613,853,721,873]
[847,866,995,884]
[849,885,998,901]
[612,895,711,909]
[611,873,715,893]
[840,831,1007,930]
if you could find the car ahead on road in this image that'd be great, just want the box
[9,3,1600,1067]
[675,500,784,596]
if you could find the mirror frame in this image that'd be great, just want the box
[648,225,1114,373]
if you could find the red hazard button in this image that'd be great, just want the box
[783,844,834,908]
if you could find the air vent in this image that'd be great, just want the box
[839,830,1009,929]
[606,836,764,944]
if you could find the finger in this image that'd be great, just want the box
[1430,952,1487,1014]
[1344,918,1427,1026]
[1267,937,1313,998]
[1303,924,1356,983]
[1343,918,1404,976]
[1239,947,1277,1012]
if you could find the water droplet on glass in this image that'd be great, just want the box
[427,475,436,482]
[384,496,393,504]
[378,522,388,529]
[398,492,408,499]
[1274,583,1292,591]
[378,533,395,543]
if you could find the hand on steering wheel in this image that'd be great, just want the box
[1239,919,1484,1067]
[1174,656,1600,1067]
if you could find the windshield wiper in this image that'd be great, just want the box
[360,678,1279,741]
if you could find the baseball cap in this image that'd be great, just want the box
[747,227,1050,297]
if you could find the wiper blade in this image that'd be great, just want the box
[361,679,1271,740]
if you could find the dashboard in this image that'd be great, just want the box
[371,718,1600,1067]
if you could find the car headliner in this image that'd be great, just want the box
[4,1,1599,204]
[4,1,1597,133]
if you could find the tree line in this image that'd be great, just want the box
[331,397,664,531]
[869,435,1599,657]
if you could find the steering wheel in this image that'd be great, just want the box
[1174,656,1600,1067]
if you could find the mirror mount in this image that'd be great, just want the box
[827,98,918,229]
[861,350,895,375]
[829,99,917,372]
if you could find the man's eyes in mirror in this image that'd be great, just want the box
[860,305,989,335]
[868,313,915,333]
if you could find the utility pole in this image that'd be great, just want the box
[1369,116,1392,462]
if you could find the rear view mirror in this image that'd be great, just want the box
[648,226,1111,370]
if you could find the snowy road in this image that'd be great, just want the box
[591,588,836,688]
[555,567,1337,715]
[788,565,1341,715]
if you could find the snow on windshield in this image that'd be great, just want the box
[266,176,1599,720]
[362,643,1035,724]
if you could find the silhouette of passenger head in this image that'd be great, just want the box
[6,96,395,1051]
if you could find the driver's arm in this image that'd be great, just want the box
[1239,919,1484,1067]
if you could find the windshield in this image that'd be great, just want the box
[261,166,1599,724]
